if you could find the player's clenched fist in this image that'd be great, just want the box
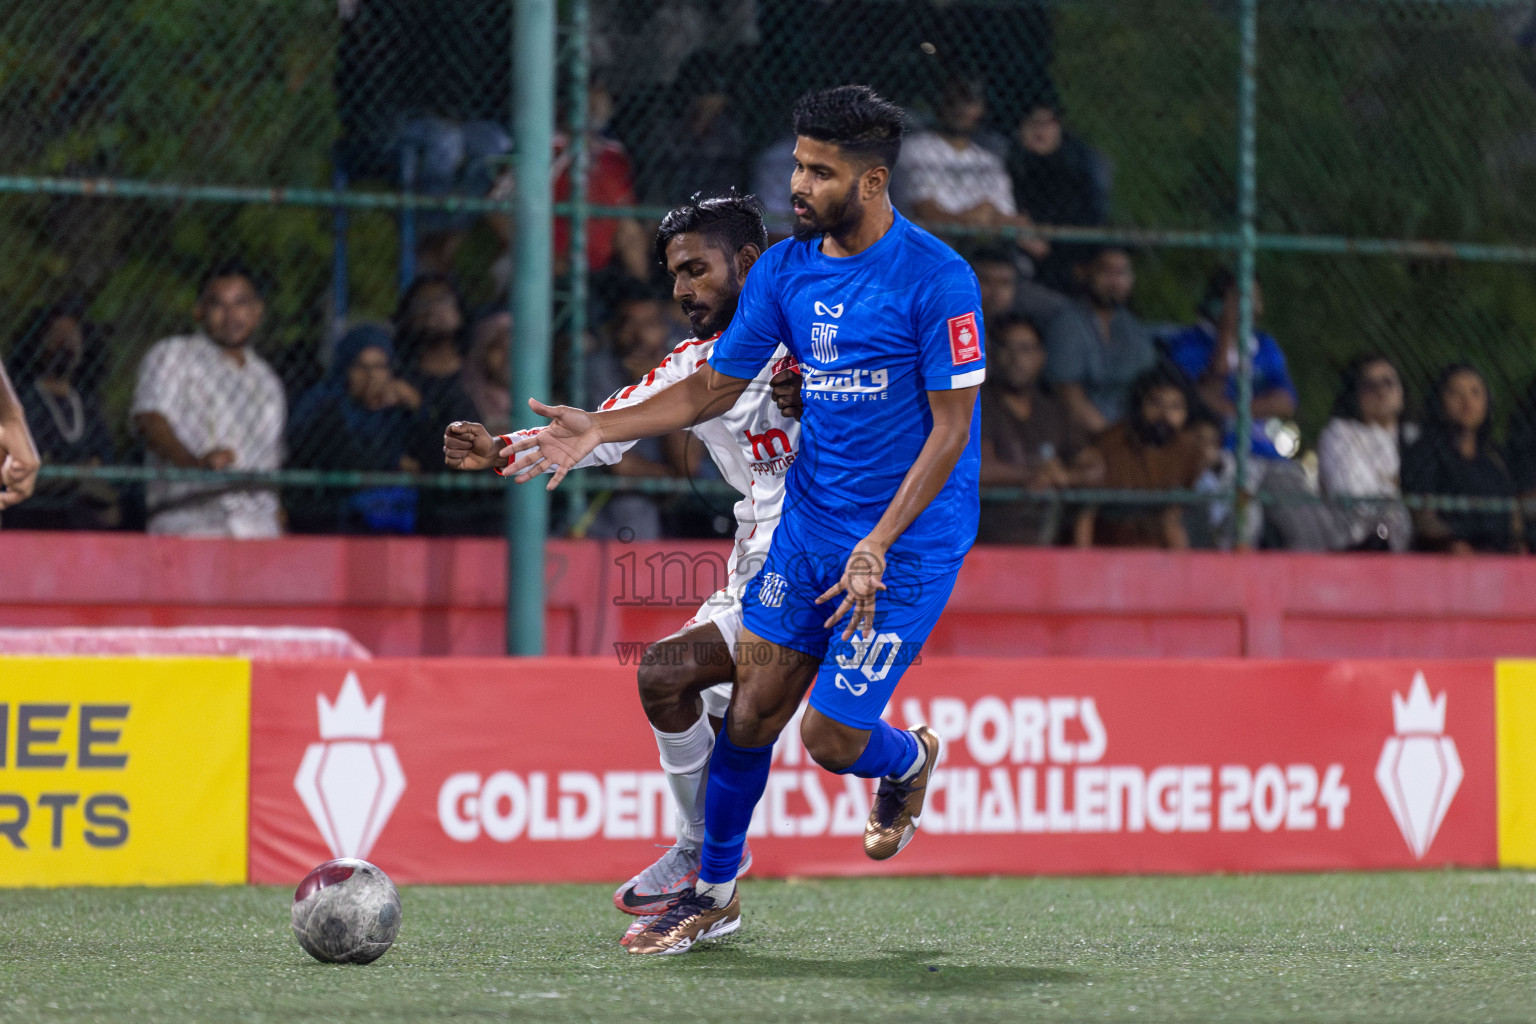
[503,398,600,490]
[443,421,499,472]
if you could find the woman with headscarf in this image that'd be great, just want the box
[287,324,421,533]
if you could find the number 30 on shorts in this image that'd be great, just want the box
[835,631,905,682]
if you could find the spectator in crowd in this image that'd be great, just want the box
[1318,354,1416,552]
[972,244,1066,330]
[977,314,1097,544]
[1184,406,1232,549]
[336,0,513,274]
[392,274,482,534]
[637,73,748,207]
[394,273,478,451]
[287,324,421,534]
[974,247,1020,329]
[1074,365,1204,549]
[1043,246,1157,435]
[1402,364,1523,554]
[898,78,1050,266]
[4,302,119,529]
[751,134,798,237]
[554,78,650,286]
[131,261,285,538]
[1165,268,1298,459]
[1007,101,1110,292]
[579,281,688,540]
[0,355,40,515]
[461,309,513,436]
[1511,377,1536,544]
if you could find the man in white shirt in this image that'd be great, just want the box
[131,261,286,538]
[899,78,1049,265]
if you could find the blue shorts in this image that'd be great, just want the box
[738,516,960,730]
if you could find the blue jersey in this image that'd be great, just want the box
[709,211,986,573]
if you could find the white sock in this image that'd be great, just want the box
[894,734,927,783]
[695,878,736,907]
[653,715,714,846]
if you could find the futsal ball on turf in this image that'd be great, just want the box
[291,858,402,964]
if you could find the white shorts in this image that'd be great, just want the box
[679,588,741,720]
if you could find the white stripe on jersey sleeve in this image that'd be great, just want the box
[949,367,986,389]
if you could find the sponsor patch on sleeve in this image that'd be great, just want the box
[948,312,982,365]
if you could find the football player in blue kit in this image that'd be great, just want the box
[504,85,986,955]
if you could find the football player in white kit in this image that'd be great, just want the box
[443,194,799,937]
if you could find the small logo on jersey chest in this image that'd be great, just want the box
[948,311,981,365]
[814,301,844,318]
[811,322,839,363]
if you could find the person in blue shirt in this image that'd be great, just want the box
[1164,267,1297,459]
[493,85,984,954]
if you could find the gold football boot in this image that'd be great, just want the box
[625,887,741,955]
[863,725,942,860]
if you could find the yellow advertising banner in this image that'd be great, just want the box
[0,658,249,885]
[1497,660,1536,869]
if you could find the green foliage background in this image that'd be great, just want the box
[2,0,1535,447]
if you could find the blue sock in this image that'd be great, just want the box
[838,719,919,779]
[698,725,775,885]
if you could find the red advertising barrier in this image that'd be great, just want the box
[11,532,1536,659]
[248,657,1496,884]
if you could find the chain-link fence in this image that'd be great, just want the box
[3,0,1536,558]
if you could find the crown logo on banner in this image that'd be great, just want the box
[295,673,405,860]
[1375,671,1462,860]
[317,671,385,740]
[1391,672,1446,735]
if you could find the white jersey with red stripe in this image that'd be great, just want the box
[501,333,799,598]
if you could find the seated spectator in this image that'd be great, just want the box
[977,314,1097,544]
[4,301,119,529]
[579,282,687,541]
[1164,268,1298,459]
[554,78,650,284]
[898,78,1049,266]
[287,324,421,534]
[637,75,748,207]
[971,245,1066,332]
[336,0,512,274]
[1043,246,1157,435]
[1318,354,1416,552]
[1511,378,1536,544]
[394,274,478,461]
[392,274,486,535]
[131,260,285,538]
[1007,101,1110,292]
[1074,365,1204,549]
[751,134,798,239]
[461,310,513,436]
[1402,364,1523,554]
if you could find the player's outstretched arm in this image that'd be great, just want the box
[502,366,750,491]
[0,361,40,509]
[817,385,979,638]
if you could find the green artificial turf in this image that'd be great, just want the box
[1,873,1534,1022]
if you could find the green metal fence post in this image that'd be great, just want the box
[566,0,590,529]
[508,0,556,655]
[1233,0,1259,546]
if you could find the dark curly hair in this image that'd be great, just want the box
[792,84,906,171]
[654,192,769,268]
